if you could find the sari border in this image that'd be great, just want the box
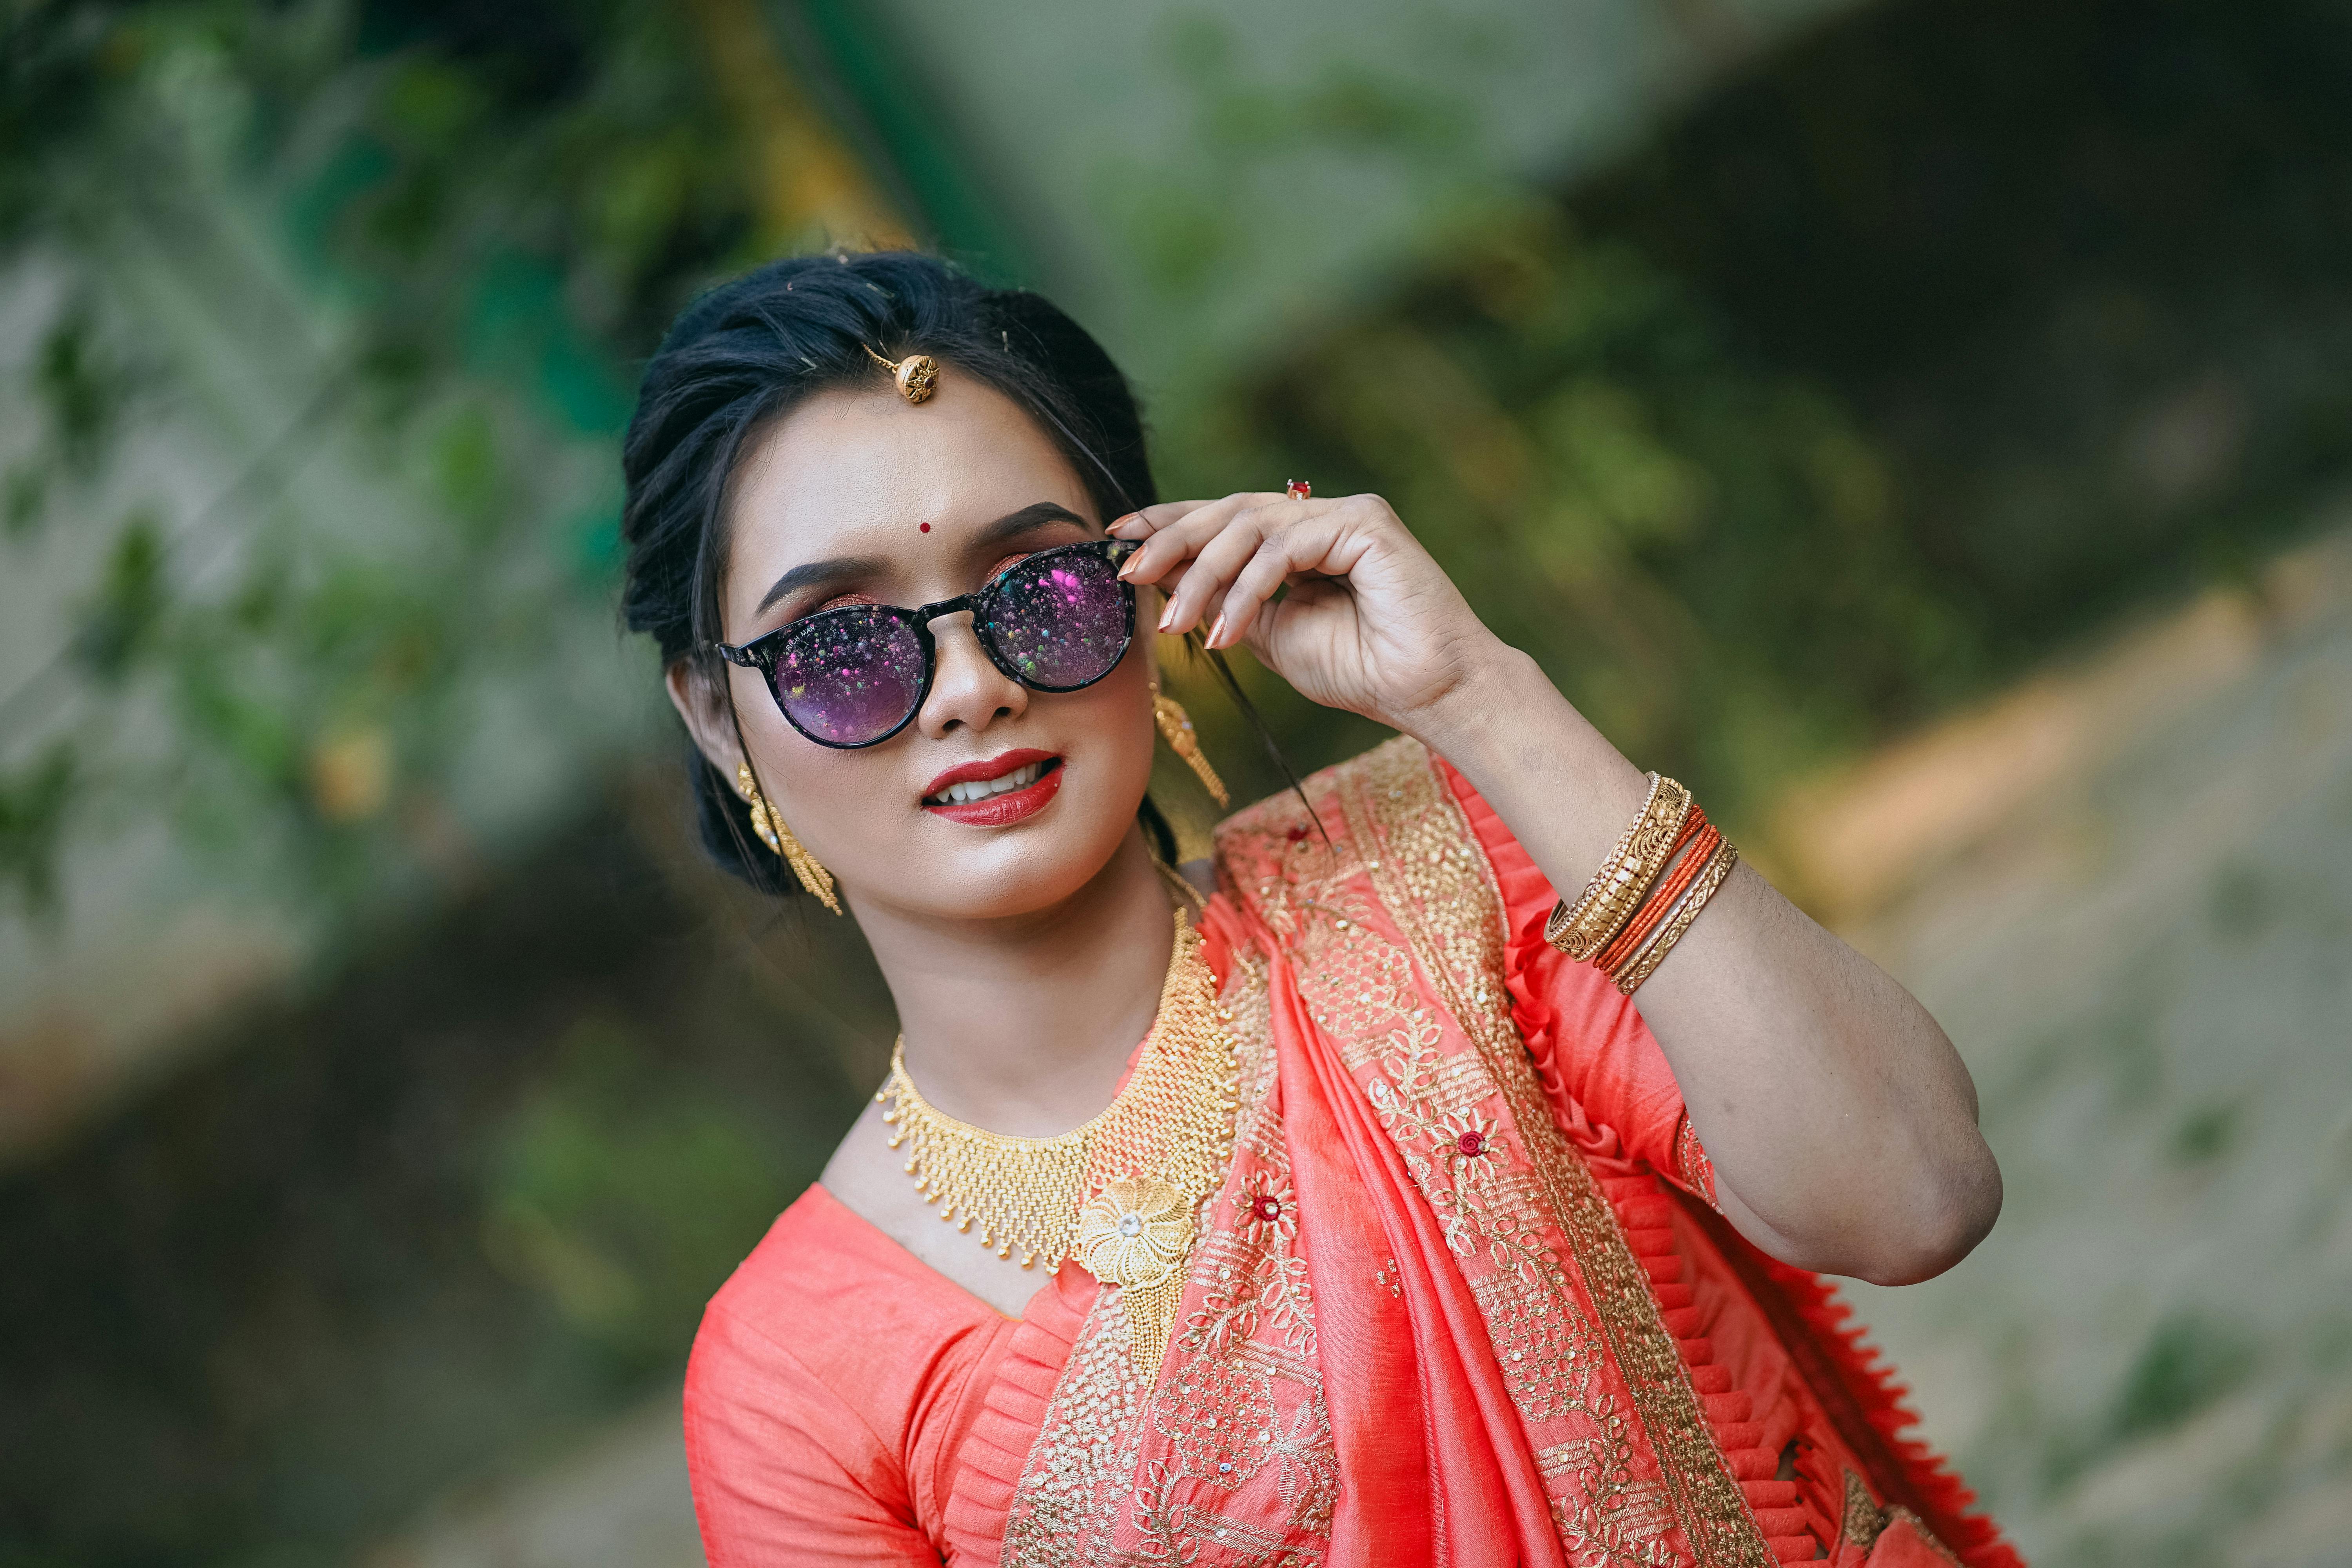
[1332,737,1774,1568]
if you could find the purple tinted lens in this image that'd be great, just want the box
[985,548,1132,689]
[774,607,926,745]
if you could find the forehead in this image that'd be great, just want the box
[728,377,1094,567]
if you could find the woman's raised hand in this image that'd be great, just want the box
[1111,491,1509,735]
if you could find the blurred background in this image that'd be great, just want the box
[4,0,2350,1563]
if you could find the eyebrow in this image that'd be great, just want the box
[753,501,1094,616]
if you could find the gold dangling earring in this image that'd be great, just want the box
[734,760,843,915]
[1151,685,1229,808]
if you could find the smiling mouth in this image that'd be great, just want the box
[923,757,1060,807]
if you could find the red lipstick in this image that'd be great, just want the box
[922,749,1058,800]
[922,750,1065,827]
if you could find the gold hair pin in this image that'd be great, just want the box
[862,343,939,405]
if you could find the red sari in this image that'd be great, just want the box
[685,739,2020,1567]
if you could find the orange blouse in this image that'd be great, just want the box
[684,740,2015,1568]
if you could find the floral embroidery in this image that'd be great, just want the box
[1152,1348,1279,1494]
[1308,738,1769,1568]
[1004,947,1337,1566]
[1439,1106,1498,1167]
[1234,1174,1297,1244]
[1270,1387,1340,1535]
[1183,1140,1316,1361]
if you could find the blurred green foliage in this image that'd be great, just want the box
[2108,1314,2260,1449]
[0,0,766,918]
[0,743,76,919]
[1158,0,2352,839]
[483,1013,800,1375]
[1171,205,1971,831]
[1574,0,2352,673]
[1098,12,1480,307]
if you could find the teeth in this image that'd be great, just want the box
[934,761,1045,805]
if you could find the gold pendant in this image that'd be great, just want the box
[1074,1172,1194,1375]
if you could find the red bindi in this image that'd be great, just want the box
[918,522,931,533]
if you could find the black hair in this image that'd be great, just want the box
[619,250,1181,893]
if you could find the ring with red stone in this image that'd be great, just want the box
[1285,479,1312,501]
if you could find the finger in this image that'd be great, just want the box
[1140,561,1194,617]
[1109,497,1220,540]
[1157,512,1274,634]
[1110,492,1289,543]
[1172,495,1361,633]
[1119,492,1289,585]
[1206,512,1364,648]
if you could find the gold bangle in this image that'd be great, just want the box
[1614,838,1739,995]
[1543,772,1664,956]
[1545,774,1693,960]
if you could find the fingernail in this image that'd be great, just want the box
[1117,555,1139,581]
[1158,602,1178,632]
[1206,613,1228,648]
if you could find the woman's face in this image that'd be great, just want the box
[673,373,1157,921]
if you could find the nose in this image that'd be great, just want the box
[915,610,1027,739]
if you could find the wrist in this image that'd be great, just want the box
[1392,641,1548,763]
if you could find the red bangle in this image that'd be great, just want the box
[1597,813,1719,976]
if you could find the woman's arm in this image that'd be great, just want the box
[1417,651,1999,1282]
[686,1296,945,1566]
[1116,492,2000,1284]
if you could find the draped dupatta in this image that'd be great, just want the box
[976,739,2014,1568]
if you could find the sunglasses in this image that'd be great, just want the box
[716,538,1142,749]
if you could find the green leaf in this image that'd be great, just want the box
[0,741,77,917]
[72,511,169,682]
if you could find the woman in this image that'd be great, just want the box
[622,252,2018,1567]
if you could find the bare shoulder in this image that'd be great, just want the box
[821,1097,1050,1319]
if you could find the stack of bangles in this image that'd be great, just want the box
[1543,774,1740,995]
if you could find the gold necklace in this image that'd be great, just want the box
[877,908,1238,1372]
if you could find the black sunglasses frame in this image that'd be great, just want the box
[714,538,1142,750]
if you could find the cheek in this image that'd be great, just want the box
[1069,653,1160,786]
[1063,677,1162,846]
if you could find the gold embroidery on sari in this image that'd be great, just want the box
[1130,1462,1320,1568]
[1270,1386,1340,1535]
[1674,1116,1718,1208]
[1842,1468,1886,1547]
[1268,781,1674,1564]
[1842,1470,1963,1565]
[1153,1343,1281,1491]
[1317,738,1773,1568]
[1181,1115,1317,1361]
[1000,1299,1151,1567]
[1002,947,1337,1567]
